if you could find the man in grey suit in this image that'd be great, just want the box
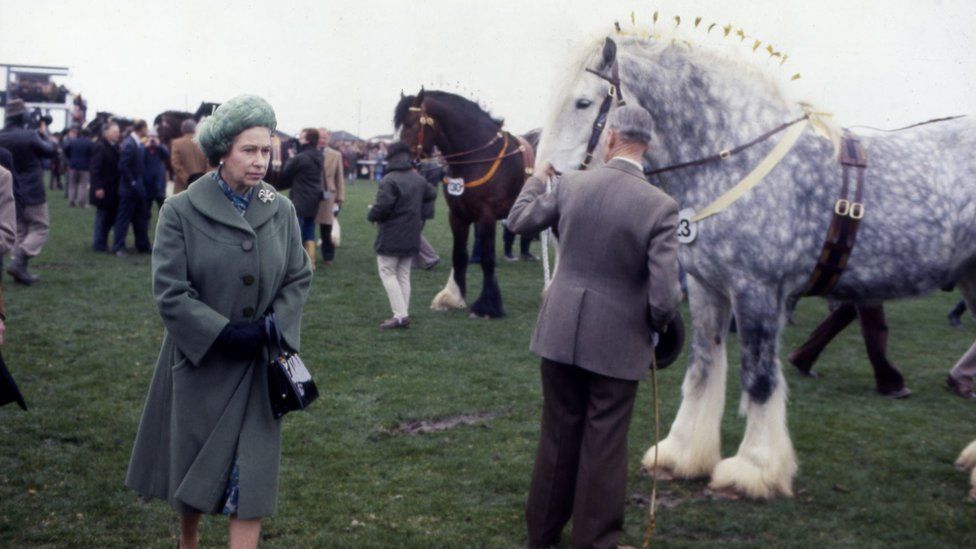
[508,105,681,549]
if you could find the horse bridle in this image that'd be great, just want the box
[577,43,808,176]
[407,103,436,159]
[580,60,626,170]
[407,98,524,166]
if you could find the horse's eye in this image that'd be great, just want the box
[576,98,593,109]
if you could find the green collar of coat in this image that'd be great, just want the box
[186,172,279,234]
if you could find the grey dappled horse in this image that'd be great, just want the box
[537,32,976,498]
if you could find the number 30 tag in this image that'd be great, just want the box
[676,208,697,244]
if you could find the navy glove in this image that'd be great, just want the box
[213,320,267,360]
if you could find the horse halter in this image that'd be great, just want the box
[580,59,626,170]
[408,103,436,158]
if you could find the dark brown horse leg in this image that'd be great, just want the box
[470,221,506,319]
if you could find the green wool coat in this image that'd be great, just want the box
[125,174,312,519]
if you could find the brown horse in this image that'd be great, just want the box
[394,89,532,318]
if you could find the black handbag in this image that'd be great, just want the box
[265,313,318,418]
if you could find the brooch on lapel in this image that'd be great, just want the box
[258,189,276,203]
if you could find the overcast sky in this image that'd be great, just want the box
[3,0,974,138]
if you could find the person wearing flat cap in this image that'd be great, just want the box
[508,104,681,549]
[0,98,57,285]
[125,94,312,549]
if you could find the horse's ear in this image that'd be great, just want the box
[400,90,405,100]
[416,88,426,104]
[601,37,617,68]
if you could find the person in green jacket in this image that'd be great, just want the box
[125,95,312,549]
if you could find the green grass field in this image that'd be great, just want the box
[1,179,975,547]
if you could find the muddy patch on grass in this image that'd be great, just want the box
[628,488,709,510]
[382,407,510,436]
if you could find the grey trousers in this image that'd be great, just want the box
[413,235,439,268]
[950,342,976,383]
[68,169,90,207]
[14,203,50,258]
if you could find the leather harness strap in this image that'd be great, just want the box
[580,61,626,170]
[803,133,867,296]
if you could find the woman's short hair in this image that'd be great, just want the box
[606,105,654,147]
[196,95,277,165]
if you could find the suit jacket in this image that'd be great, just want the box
[126,176,312,519]
[507,158,681,381]
[89,138,121,208]
[316,147,345,224]
[170,135,209,193]
[119,134,147,198]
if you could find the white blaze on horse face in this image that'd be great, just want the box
[537,64,614,173]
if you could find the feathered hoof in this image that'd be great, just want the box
[708,455,796,500]
[641,436,718,481]
[430,289,466,311]
[954,439,976,472]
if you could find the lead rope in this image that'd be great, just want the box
[643,344,661,549]
[541,175,556,288]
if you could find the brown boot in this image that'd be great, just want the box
[947,375,976,400]
[379,317,409,330]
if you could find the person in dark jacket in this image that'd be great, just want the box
[113,119,151,256]
[279,128,324,269]
[143,129,170,212]
[62,127,95,207]
[89,122,121,252]
[367,142,437,329]
[0,99,57,285]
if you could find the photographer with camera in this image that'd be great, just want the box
[0,99,56,285]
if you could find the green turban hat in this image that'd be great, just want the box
[196,94,277,164]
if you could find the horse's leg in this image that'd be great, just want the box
[430,213,469,311]
[470,220,506,318]
[643,276,730,479]
[709,290,797,499]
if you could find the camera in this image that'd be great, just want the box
[27,109,54,130]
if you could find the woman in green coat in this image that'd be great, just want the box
[125,95,312,549]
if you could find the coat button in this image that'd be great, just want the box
[243,307,255,317]
[241,240,254,252]
[242,274,255,286]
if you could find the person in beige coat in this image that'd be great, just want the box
[507,105,681,549]
[0,152,17,335]
[170,119,210,194]
[315,128,344,264]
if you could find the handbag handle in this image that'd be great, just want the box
[264,312,286,358]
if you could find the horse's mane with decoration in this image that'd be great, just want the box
[393,90,498,130]
[547,12,841,150]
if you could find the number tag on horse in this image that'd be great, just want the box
[446,177,465,196]
[676,208,698,244]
